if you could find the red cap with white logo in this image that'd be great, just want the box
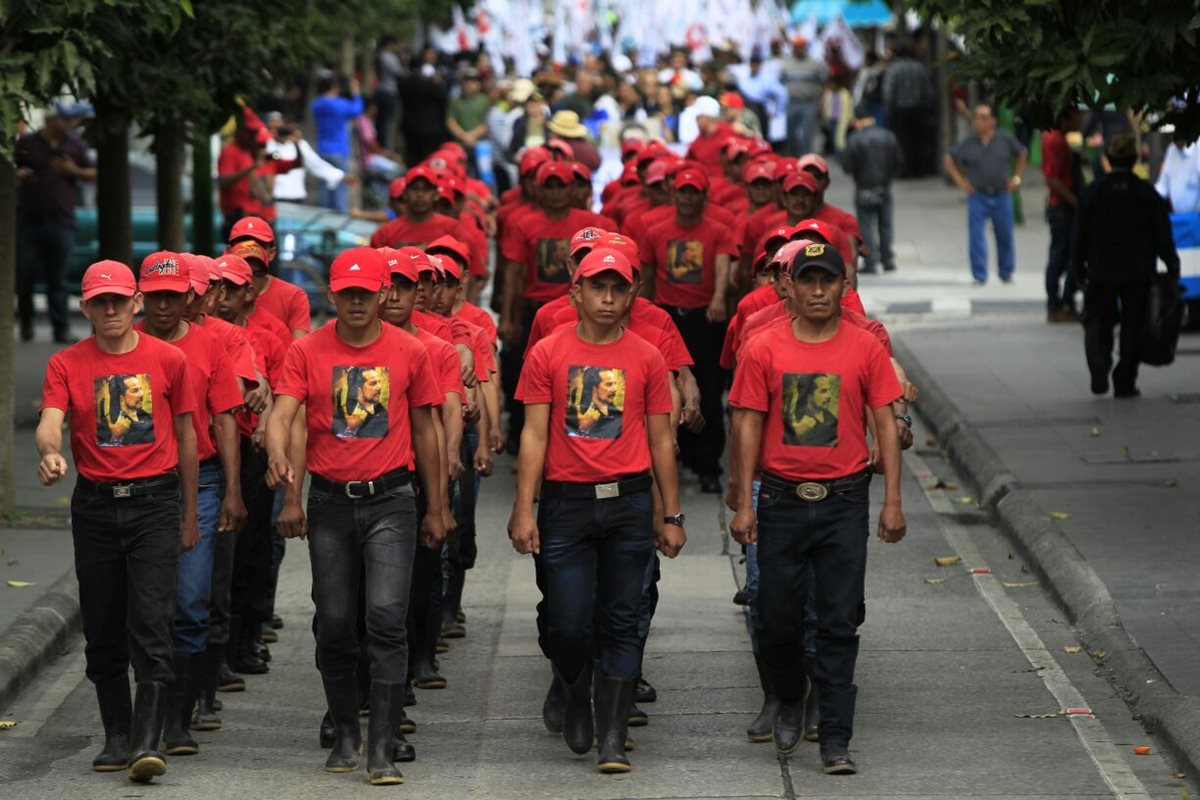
[329,247,386,292]
[82,261,137,301]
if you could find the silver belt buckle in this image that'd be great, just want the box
[345,480,374,499]
[113,484,132,499]
[796,482,829,502]
[594,482,620,500]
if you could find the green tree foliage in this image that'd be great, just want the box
[912,0,1200,140]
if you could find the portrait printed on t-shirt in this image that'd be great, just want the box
[95,374,155,447]
[536,237,571,284]
[332,366,390,439]
[782,373,839,447]
[565,365,625,440]
[666,239,704,283]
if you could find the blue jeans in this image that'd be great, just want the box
[16,223,74,335]
[755,476,871,745]
[967,192,1015,282]
[537,490,655,681]
[307,482,418,682]
[787,100,819,156]
[317,153,350,212]
[856,190,895,272]
[172,459,223,654]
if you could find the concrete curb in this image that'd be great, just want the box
[0,569,80,711]
[894,336,1200,783]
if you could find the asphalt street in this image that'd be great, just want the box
[0,427,1194,800]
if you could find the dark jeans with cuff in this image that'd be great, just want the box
[664,305,728,477]
[72,483,180,686]
[754,477,871,746]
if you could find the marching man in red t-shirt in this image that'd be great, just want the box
[265,247,447,785]
[509,248,686,774]
[728,241,906,775]
[38,261,199,784]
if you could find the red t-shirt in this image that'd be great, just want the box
[413,325,465,401]
[453,301,497,343]
[720,284,780,369]
[369,213,462,250]
[256,277,311,334]
[812,202,862,243]
[751,208,856,267]
[710,179,750,218]
[274,321,443,482]
[41,334,196,482]
[630,202,742,256]
[686,123,738,179]
[450,314,496,378]
[643,213,739,308]
[741,293,880,351]
[196,315,259,387]
[501,208,615,303]
[217,142,254,218]
[515,325,673,483]
[136,322,243,463]
[454,210,490,278]
[249,306,292,352]
[729,321,901,480]
[525,294,573,352]
[1041,130,1074,208]
[238,319,286,437]
[741,204,785,258]
[549,297,693,371]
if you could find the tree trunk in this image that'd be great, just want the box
[0,158,17,514]
[94,99,133,265]
[192,126,214,256]
[155,122,187,251]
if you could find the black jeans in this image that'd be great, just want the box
[307,482,418,682]
[754,477,871,746]
[537,490,655,681]
[16,223,74,335]
[664,305,728,477]
[71,484,180,686]
[406,478,444,669]
[501,304,541,446]
[1083,279,1149,392]
[232,437,274,630]
[1045,205,1076,312]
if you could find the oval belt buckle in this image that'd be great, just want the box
[796,482,828,502]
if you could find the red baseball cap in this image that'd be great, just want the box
[635,142,670,168]
[379,247,421,283]
[746,139,773,158]
[570,162,592,182]
[776,159,799,180]
[674,167,709,192]
[598,232,640,268]
[427,235,471,268]
[228,239,270,269]
[770,239,810,271]
[518,146,553,176]
[572,247,633,285]
[723,138,749,161]
[181,254,209,296]
[619,160,640,186]
[536,160,575,185]
[139,251,191,294]
[788,218,838,244]
[798,153,830,176]
[329,247,386,293]
[757,226,793,256]
[751,249,770,275]
[743,159,777,183]
[216,254,253,286]
[620,139,644,160]
[570,226,608,256]
[436,183,455,204]
[545,138,573,159]
[404,165,440,188]
[82,260,137,301]
[228,215,275,244]
[720,91,746,110]
[440,141,467,160]
[432,251,462,281]
[388,176,407,199]
[440,175,465,197]
[782,170,821,194]
[644,159,672,186]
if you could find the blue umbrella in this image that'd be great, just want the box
[791,0,893,27]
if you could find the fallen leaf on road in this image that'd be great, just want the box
[1090,426,1101,437]
[6,580,35,588]
[932,479,959,490]
[1132,746,1151,755]
[1048,511,1071,521]
[954,496,975,505]
[0,720,16,730]
[1063,645,1083,654]
[925,437,937,447]
[923,577,945,585]
[935,555,961,567]
[1002,580,1038,588]
[54,497,69,506]
[6,560,16,566]
[1172,771,1186,779]
[1165,479,1178,488]
[1091,650,1107,660]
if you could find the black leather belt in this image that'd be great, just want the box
[759,468,871,502]
[309,467,412,500]
[541,472,652,501]
[77,472,179,499]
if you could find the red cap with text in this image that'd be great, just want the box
[139,251,191,293]
[569,226,608,256]
[82,261,138,301]
[380,247,421,283]
[572,247,633,285]
[228,215,275,244]
[228,239,270,268]
[329,247,386,292]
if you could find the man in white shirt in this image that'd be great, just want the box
[265,112,351,205]
[1154,132,1200,213]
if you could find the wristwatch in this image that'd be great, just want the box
[895,413,914,428]
[1010,175,1022,187]
[663,513,686,527]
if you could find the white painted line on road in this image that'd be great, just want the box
[930,295,972,315]
[6,649,86,738]
[906,450,1153,800]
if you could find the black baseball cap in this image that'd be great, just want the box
[789,241,844,278]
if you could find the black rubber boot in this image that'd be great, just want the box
[216,661,245,692]
[322,673,361,773]
[191,645,224,730]
[127,681,168,783]
[441,570,466,638]
[801,655,820,742]
[233,614,268,675]
[555,665,594,755]
[163,653,199,755]
[542,678,564,733]
[319,710,335,748]
[595,677,634,773]
[92,675,132,772]
[747,651,780,743]
[411,657,446,690]
[773,699,804,755]
[366,681,405,785]
[392,728,416,763]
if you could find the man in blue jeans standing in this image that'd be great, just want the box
[311,74,364,212]
[509,248,686,775]
[944,104,1027,285]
